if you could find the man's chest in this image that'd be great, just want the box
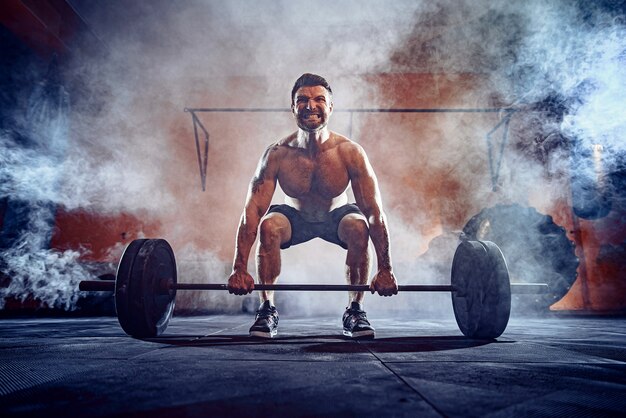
[277,151,350,198]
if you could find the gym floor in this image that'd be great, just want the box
[1,314,625,417]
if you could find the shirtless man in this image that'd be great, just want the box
[227,73,398,338]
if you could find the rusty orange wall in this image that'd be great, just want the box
[50,209,161,262]
[48,73,493,263]
[356,73,625,312]
[45,72,624,312]
[357,73,496,245]
[3,0,622,314]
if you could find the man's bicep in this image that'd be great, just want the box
[349,148,383,218]
[247,174,276,215]
[249,171,275,196]
[246,147,279,215]
[352,175,382,218]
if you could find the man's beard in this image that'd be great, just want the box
[296,112,328,132]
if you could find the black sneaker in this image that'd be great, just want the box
[249,300,278,338]
[342,302,375,339]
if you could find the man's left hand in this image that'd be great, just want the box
[370,269,398,296]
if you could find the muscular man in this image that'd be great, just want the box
[228,73,398,338]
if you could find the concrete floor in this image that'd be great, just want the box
[1,313,625,417]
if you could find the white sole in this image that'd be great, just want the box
[250,329,278,338]
[343,329,375,338]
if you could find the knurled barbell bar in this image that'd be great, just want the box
[79,238,549,339]
[80,281,546,293]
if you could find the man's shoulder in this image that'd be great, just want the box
[264,134,296,157]
[332,133,365,156]
[270,133,298,151]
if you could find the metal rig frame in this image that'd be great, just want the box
[184,107,518,192]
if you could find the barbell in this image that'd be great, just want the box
[79,238,548,339]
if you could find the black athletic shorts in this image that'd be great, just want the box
[266,203,365,250]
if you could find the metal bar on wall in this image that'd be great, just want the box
[184,107,519,192]
[486,112,516,191]
[188,110,209,191]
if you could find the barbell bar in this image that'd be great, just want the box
[78,238,548,340]
[79,281,547,293]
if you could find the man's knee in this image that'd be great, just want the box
[259,213,290,247]
[339,215,369,250]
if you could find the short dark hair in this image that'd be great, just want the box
[291,73,333,105]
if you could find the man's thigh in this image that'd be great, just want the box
[337,213,369,248]
[260,211,292,248]
[323,204,367,249]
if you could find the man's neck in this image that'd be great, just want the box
[297,128,330,151]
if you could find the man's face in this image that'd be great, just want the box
[292,85,333,132]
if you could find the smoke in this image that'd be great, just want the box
[171,244,233,314]
[380,0,625,314]
[0,63,91,310]
[385,0,625,158]
[0,201,89,310]
[1,0,624,315]
[59,0,438,316]
[0,250,87,312]
[0,17,177,310]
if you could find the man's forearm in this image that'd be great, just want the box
[368,216,392,271]
[232,212,260,270]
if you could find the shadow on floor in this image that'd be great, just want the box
[307,336,509,353]
[142,334,509,353]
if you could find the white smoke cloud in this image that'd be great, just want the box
[0,202,90,310]
[2,0,623,316]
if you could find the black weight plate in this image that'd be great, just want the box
[451,240,511,339]
[115,239,176,338]
[451,240,486,338]
[476,240,511,338]
[136,239,177,337]
[115,239,148,337]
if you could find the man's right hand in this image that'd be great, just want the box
[227,269,255,295]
